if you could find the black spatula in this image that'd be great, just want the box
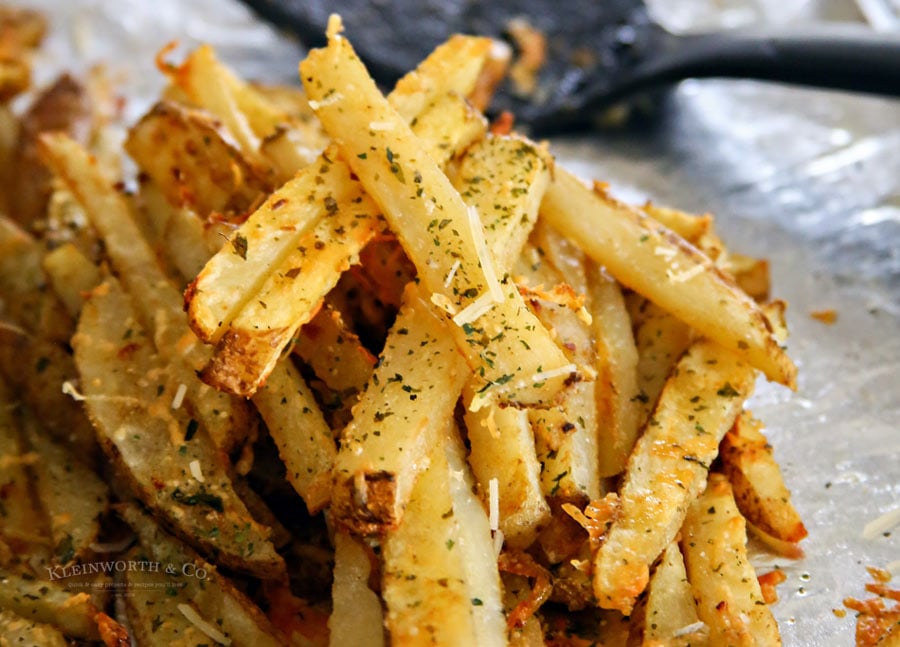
[240,0,900,133]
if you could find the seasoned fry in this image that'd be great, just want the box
[330,531,385,647]
[124,100,271,218]
[0,609,68,647]
[632,300,693,424]
[592,337,756,615]
[382,427,506,646]
[541,169,796,389]
[0,326,97,461]
[464,396,550,549]
[41,242,101,318]
[720,411,808,544]
[633,541,709,646]
[199,180,382,395]
[22,416,108,566]
[0,568,101,640]
[332,285,467,534]
[301,21,572,406]
[293,304,376,394]
[515,248,600,502]
[681,473,781,646]
[73,276,284,579]
[0,377,50,565]
[39,131,253,453]
[585,260,642,477]
[119,504,287,647]
[252,357,336,514]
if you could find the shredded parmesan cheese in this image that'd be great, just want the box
[653,245,677,260]
[177,604,232,645]
[493,529,505,557]
[368,120,395,131]
[672,621,707,637]
[308,92,344,111]
[189,459,205,483]
[488,478,499,532]
[453,291,498,326]
[863,507,900,540]
[171,383,188,409]
[530,363,576,385]
[61,380,86,401]
[668,263,705,283]
[443,259,461,288]
[430,292,457,317]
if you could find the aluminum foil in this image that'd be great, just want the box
[21,0,900,644]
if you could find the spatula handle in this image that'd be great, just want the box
[653,24,900,98]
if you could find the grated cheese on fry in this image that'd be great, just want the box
[488,477,499,532]
[672,621,707,637]
[177,603,232,645]
[171,383,188,409]
[863,507,900,540]
[530,363,576,385]
[61,380,86,401]
[189,459,205,483]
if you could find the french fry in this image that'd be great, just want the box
[22,417,108,566]
[540,169,796,389]
[525,221,641,479]
[720,411,807,544]
[592,337,757,615]
[0,327,98,461]
[0,215,52,334]
[0,568,100,640]
[514,247,600,503]
[124,100,271,218]
[382,426,506,646]
[301,22,572,406]
[0,609,68,647]
[329,531,385,647]
[454,133,550,271]
[38,131,253,453]
[119,504,287,647]
[7,74,91,228]
[388,33,493,121]
[0,377,50,565]
[41,242,101,318]
[199,181,382,395]
[729,253,771,303]
[293,303,376,394]
[642,202,713,245]
[331,285,468,534]
[681,473,781,647]
[132,179,219,284]
[73,276,284,579]
[251,357,336,514]
[633,541,709,646]
[585,260,642,477]
[633,301,693,425]
[455,133,553,547]
[464,395,550,549]
[165,43,327,172]
[164,44,264,160]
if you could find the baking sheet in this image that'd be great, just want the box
[22,0,900,644]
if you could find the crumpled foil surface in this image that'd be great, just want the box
[21,0,900,644]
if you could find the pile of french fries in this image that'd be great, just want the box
[0,9,812,646]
